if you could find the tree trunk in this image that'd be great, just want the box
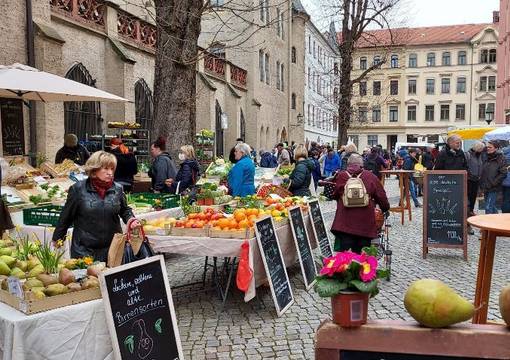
[152,0,203,159]
[337,39,353,147]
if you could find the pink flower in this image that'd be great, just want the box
[358,255,378,282]
[320,251,356,277]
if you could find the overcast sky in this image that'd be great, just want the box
[301,0,500,31]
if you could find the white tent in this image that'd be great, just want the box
[0,63,128,103]
[483,126,510,142]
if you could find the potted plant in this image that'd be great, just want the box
[314,246,388,327]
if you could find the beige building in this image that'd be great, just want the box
[348,22,499,151]
[0,0,306,160]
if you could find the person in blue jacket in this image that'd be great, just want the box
[259,149,278,168]
[324,147,341,177]
[502,145,510,213]
[228,143,256,197]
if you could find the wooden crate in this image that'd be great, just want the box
[169,226,210,237]
[209,227,252,239]
[0,287,101,315]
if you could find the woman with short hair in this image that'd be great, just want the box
[228,143,256,197]
[288,145,314,197]
[53,151,139,262]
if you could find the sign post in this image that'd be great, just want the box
[254,216,294,317]
[99,256,184,360]
[423,171,468,260]
[308,199,333,258]
[288,206,317,290]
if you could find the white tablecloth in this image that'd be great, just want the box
[0,300,113,360]
[148,215,318,302]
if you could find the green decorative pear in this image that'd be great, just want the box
[404,279,474,328]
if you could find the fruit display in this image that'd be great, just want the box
[40,160,81,178]
[500,284,510,327]
[205,159,232,178]
[404,279,475,328]
[142,217,177,235]
[257,184,293,198]
[107,121,141,129]
[27,184,67,205]
[127,193,180,214]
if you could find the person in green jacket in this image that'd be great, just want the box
[288,145,315,197]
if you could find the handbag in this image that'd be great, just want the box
[320,172,337,200]
[108,218,155,267]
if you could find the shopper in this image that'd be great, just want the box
[480,141,507,214]
[330,154,390,253]
[403,148,421,208]
[340,143,358,170]
[55,133,90,166]
[228,143,256,196]
[228,138,244,164]
[109,138,138,193]
[288,145,314,197]
[502,144,510,213]
[465,141,484,216]
[324,147,341,177]
[310,150,322,190]
[53,151,139,262]
[422,146,435,170]
[166,145,200,194]
[148,136,178,193]
[259,149,278,168]
[434,134,467,171]
[276,143,291,165]
[364,147,386,180]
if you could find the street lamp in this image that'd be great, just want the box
[485,108,494,125]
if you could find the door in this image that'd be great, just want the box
[387,135,398,152]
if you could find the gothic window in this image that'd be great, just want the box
[135,79,153,130]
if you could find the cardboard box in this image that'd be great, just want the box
[0,287,101,315]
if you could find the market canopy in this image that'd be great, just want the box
[0,63,128,103]
[483,126,510,142]
[447,127,496,140]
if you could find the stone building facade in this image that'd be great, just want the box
[304,21,340,147]
[0,0,307,160]
[347,22,499,151]
[496,5,510,124]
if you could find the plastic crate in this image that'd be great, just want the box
[23,205,63,226]
[129,193,180,209]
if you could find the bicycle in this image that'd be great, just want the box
[372,209,392,281]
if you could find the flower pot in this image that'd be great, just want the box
[197,198,205,206]
[204,198,214,206]
[331,291,369,327]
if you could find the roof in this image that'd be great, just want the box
[338,23,492,49]
[292,0,308,15]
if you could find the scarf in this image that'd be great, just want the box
[91,178,113,200]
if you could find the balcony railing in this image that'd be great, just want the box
[50,0,105,29]
[230,64,247,88]
[204,55,226,79]
[117,10,157,50]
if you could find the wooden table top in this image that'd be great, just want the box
[380,170,415,174]
[467,214,510,234]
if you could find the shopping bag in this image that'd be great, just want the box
[236,241,253,292]
[108,232,127,268]
[122,218,155,265]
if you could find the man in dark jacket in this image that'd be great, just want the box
[480,141,508,214]
[465,141,484,216]
[289,155,314,197]
[364,147,386,180]
[259,150,278,168]
[422,147,435,170]
[148,140,178,193]
[310,150,322,190]
[403,148,421,207]
[331,153,390,253]
[434,135,467,171]
[55,134,90,166]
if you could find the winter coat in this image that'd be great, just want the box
[52,179,133,262]
[148,152,178,192]
[503,147,510,187]
[402,154,418,172]
[364,153,386,179]
[55,144,90,166]
[311,158,321,185]
[434,145,467,171]
[260,152,278,168]
[228,155,255,197]
[480,152,508,192]
[340,152,355,171]
[289,158,314,196]
[331,169,390,239]
[422,151,435,170]
[170,159,200,194]
[110,148,138,186]
[464,149,484,182]
[324,153,341,173]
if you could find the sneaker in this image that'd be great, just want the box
[415,203,422,208]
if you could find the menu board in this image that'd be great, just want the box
[288,206,317,290]
[308,199,333,258]
[100,256,183,360]
[340,350,496,360]
[0,99,25,156]
[255,216,294,316]
[423,171,467,260]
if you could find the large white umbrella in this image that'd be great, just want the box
[0,63,128,103]
[483,126,510,142]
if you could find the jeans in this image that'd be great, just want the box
[484,191,499,214]
[408,178,419,206]
[467,179,479,213]
[324,170,333,177]
[503,187,510,213]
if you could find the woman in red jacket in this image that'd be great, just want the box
[331,153,390,253]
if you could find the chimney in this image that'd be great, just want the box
[493,10,500,23]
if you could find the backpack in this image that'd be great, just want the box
[364,157,379,178]
[342,171,369,208]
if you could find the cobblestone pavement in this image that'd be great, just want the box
[165,178,510,359]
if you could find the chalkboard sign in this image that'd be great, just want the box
[309,199,333,258]
[100,256,183,360]
[255,216,294,316]
[340,350,497,360]
[0,99,25,156]
[423,171,467,260]
[288,206,317,290]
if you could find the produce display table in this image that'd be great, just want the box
[147,215,318,302]
[380,170,414,225]
[0,300,113,360]
[467,214,510,324]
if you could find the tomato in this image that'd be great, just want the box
[175,220,185,228]
[188,213,199,220]
[198,213,207,221]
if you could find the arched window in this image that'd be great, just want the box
[291,93,296,109]
[134,79,153,131]
[291,47,297,63]
[64,63,101,140]
[215,101,224,156]
[390,54,399,68]
[240,109,246,141]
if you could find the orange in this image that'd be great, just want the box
[218,218,230,229]
[246,208,257,217]
[248,214,258,222]
[229,219,239,229]
[184,220,194,228]
[238,219,249,229]
[234,212,247,222]
[188,213,199,219]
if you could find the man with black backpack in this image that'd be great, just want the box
[364,147,386,180]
